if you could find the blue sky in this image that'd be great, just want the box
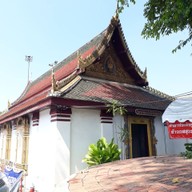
[0,0,191,111]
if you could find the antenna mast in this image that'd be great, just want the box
[25,55,33,82]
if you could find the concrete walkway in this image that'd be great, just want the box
[67,156,192,192]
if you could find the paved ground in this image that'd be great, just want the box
[67,156,192,192]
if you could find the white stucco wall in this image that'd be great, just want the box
[0,129,7,159]
[27,108,73,192]
[27,109,55,192]
[172,139,188,154]
[54,120,71,190]
[154,116,167,155]
[113,115,126,159]
[100,123,113,142]
[165,126,187,155]
[70,108,101,174]
[26,107,120,191]
[10,129,17,162]
[154,116,187,155]
[69,110,126,175]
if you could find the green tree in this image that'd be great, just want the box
[117,0,192,52]
[117,0,135,13]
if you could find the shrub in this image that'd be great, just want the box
[184,143,192,159]
[82,137,121,166]
[180,143,192,159]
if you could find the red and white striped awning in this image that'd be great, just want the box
[162,95,192,139]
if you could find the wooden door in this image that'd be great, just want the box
[128,117,152,158]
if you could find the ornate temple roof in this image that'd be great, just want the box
[0,15,173,124]
[10,15,148,107]
[60,76,172,111]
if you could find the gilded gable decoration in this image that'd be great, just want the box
[74,14,149,86]
[104,56,115,73]
[78,52,96,70]
[59,75,81,94]
[56,71,79,92]
[77,15,118,72]
[85,47,135,84]
[77,51,86,69]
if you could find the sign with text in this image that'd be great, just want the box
[166,120,192,139]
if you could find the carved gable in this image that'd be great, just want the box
[84,43,136,85]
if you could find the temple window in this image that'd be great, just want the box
[11,117,29,167]
[0,123,11,160]
[0,126,7,159]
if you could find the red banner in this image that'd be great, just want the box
[166,120,192,139]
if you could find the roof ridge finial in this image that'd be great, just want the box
[143,67,148,80]
[8,100,11,109]
[49,61,58,93]
[77,51,87,68]
[114,0,119,20]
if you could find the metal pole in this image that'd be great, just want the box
[25,56,33,82]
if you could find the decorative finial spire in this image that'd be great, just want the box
[77,51,86,67]
[143,67,147,80]
[49,61,58,93]
[116,0,119,12]
[114,0,119,20]
[8,100,11,109]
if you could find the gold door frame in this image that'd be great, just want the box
[128,116,152,158]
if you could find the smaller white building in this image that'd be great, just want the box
[162,94,192,155]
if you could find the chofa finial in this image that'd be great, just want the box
[143,67,147,80]
[8,100,11,109]
[49,61,58,93]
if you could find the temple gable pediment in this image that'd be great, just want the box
[83,45,136,85]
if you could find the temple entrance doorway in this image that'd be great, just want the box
[131,124,149,158]
[128,117,153,158]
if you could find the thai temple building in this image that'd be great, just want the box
[0,15,186,191]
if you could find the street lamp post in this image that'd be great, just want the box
[25,55,33,82]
